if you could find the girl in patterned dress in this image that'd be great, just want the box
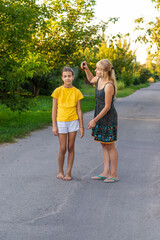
[81,59,119,183]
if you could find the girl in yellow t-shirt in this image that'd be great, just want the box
[51,67,84,181]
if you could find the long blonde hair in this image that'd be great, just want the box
[96,59,117,98]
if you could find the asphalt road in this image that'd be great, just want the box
[0,82,160,240]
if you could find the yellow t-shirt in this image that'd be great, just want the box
[51,86,84,121]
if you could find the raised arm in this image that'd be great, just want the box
[81,61,98,84]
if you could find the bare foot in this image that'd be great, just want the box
[63,176,72,181]
[57,173,64,180]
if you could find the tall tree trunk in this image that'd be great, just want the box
[34,86,40,97]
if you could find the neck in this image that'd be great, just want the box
[63,84,73,88]
[101,77,109,82]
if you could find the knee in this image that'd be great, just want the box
[68,144,74,153]
[60,147,66,155]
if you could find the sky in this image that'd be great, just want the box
[94,0,159,63]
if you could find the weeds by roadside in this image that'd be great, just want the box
[0,83,150,143]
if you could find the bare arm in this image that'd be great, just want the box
[52,98,58,136]
[88,84,114,129]
[81,61,98,84]
[77,100,84,138]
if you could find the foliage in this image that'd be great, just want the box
[139,67,152,83]
[133,77,141,85]
[119,68,133,87]
[135,0,160,79]
[36,0,107,69]
[80,36,137,86]
[39,70,62,95]
[117,81,125,90]
[19,52,50,96]
[0,0,158,113]
[0,0,110,110]
[0,0,47,110]
[146,54,160,80]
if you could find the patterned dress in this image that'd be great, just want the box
[92,80,118,144]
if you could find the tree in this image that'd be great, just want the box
[96,36,136,85]
[139,67,152,83]
[19,52,50,97]
[0,0,47,110]
[36,0,107,69]
[0,0,109,110]
[135,0,160,78]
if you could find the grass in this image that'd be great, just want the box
[0,82,150,144]
[0,95,95,143]
[80,82,150,98]
[80,84,96,96]
[117,83,150,98]
[0,97,52,143]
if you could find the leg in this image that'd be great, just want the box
[104,143,119,182]
[57,134,67,179]
[101,143,111,176]
[91,143,110,180]
[63,131,77,181]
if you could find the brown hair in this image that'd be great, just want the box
[96,59,117,98]
[61,67,74,76]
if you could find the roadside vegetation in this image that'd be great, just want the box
[0,82,150,144]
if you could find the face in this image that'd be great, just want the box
[95,67,103,77]
[61,71,74,87]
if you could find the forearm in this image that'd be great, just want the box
[94,106,110,123]
[84,68,94,82]
[77,110,84,128]
[52,109,57,126]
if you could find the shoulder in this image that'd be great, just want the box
[73,87,83,94]
[55,86,64,92]
[73,87,84,99]
[72,86,79,91]
[53,86,62,91]
[51,86,62,97]
[104,82,114,94]
[57,86,63,90]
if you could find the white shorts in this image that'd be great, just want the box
[57,120,80,134]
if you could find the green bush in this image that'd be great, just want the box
[133,77,140,85]
[117,81,125,90]
[119,69,133,87]
[39,71,62,96]
[139,68,152,83]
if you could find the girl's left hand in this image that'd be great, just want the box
[88,119,96,129]
[52,126,58,136]
[79,128,84,138]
